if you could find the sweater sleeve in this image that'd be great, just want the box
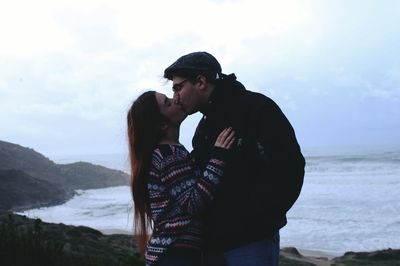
[158,146,228,216]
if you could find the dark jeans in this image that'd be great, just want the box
[222,232,280,266]
[157,248,225,266]
[158,257,201,266]
[159,232,280,266]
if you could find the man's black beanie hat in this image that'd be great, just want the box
[164,52,222,80]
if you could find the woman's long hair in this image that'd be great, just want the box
[127,91,165,256]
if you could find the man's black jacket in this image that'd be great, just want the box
[191,74,305,251]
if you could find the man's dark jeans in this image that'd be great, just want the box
[222,232,280,266]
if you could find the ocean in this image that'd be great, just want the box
[19,146,400,256]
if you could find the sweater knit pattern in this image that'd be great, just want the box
[145,144,227,266]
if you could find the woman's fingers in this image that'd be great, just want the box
[224,130,235,144]
[215,127,235,149]
[226,137,235,149]
[223,131,235,148]
[217,128,231,142]
[216,128,228,142]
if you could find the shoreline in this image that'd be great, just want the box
[296,248,339,259]
[101,228,133,235]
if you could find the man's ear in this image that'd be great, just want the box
[196,75,208,90]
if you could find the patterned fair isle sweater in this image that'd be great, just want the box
[145,144,228,266]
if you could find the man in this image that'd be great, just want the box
[164,52,305,266]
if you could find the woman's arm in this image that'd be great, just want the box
[159,128,235,215]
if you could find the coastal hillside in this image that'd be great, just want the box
[59,161,129,190]
[0,169,67,212]
[1,213,399,266]
[0,140,129,212]
[0,213,143,266]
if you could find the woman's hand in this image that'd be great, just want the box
[214,127,235,149]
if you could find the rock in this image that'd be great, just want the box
[333,248,400,265]
[282,246,303,257]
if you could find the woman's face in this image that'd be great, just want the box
[155,92,188,126]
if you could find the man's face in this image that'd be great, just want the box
[172,76,201,115]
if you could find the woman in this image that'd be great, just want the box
[127,91,235,266]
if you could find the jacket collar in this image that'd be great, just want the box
[201,73,246,117]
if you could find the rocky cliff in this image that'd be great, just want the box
[0,140,129,212]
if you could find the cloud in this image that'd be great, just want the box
[1,0,400,155]
[0,1,72,56]
[371,64,400,101]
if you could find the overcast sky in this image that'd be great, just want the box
[1,0,399,159]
